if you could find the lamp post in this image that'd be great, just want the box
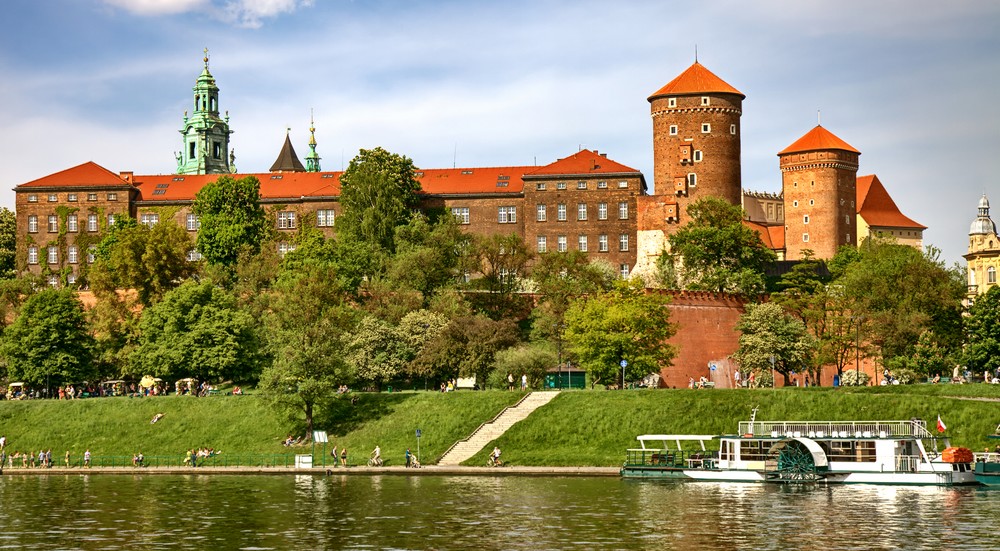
[553,323,564,390]
[769,355,775,389]
[854,316,862,386]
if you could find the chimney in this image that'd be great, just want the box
[600,152,608,158]
[119,171,134,183]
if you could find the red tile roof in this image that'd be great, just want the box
[648,62,745,101]
[133,172,341,202]
[17,161,130,189]
[744,220,785,250]
[856,174,925,230]
[416,167,531,195]
[779,125,860,155]
[525,149,641,177]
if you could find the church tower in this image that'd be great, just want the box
[177,50,233,175]
[304,113,322,172]
[965,194,1000,300]
[779,125,860,260]
[648,61,744,225]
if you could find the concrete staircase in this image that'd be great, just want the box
[437,391,559,465]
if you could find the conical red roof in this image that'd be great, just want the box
[648,62,744,101]
[779,125,860,155]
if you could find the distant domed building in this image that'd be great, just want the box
[965,194,1000,301]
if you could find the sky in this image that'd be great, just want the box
[1,0,998,266]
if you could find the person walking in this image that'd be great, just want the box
[521,373,527,391]
[734,370,742,388]
[83,449,91,468]
[340,448,347,467]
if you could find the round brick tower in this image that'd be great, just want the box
[649,62,744,225]
[778,125,860,260]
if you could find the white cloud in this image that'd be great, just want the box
[101,0,313,27]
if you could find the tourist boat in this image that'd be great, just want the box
[973,425,1000,486]
[621,417,979,486]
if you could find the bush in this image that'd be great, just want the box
[840,370,870,387]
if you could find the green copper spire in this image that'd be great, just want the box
[305,109,322,172]
[176,49,233,175]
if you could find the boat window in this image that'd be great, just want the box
[826,440,877,462]
[740,440,770,461]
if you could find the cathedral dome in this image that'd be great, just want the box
[970,194,997,235]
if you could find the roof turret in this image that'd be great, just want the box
[970,194,997,235]
[779,125,860,156]
[648,62,745,101]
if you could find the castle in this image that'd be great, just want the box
[13,55,925,286]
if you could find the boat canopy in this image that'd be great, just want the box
[635,435,716,451]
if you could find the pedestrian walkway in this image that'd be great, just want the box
[437,391,559,466]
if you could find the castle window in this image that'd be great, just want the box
[28,194,38,203]
[845,215,851,225]
[618,202,629,220]
[693,150,703,162]
[577,181,587,190]
[620,264,630,278]
[318,209,337,227]
[537,204,547,222]
[701,123,711,133]
[498,206,516,224]
[277,242,296,257]
[578,203,588,221]
[536,183,547,191]
[618,181,628,189]
[537,236,547,253]
[88,214,98,232]
[27,246,38,265]
[189,142,196,159]
[669,125,678,136]
[687,173,697,188]
[187,249,203,262]
[598,203,608,220]
[730,124,736,135]
[68,273,77,285]
[277,211,297,229]
[557,204,567,221]
[599,234,609,252]
[48,215,58,232]
[88,193,98,201]
[141,213,160,227]
[68,246,78,264]
[803,233,810,242]
[668,98,677,108]
[578,235,588,252]
[48,194,58,202]
[701,96,710,106]
[87,246,96,263]
[557,235,567,253]
[107,193,117,201]
[107,214,116,227]
[187,213,200,231]
[597,181,608,189]
[619,234,629,252]
[846,234,851,243]
[28,215,37,233]
[213,142,222,160]
[990,267,997,285]
[793,200,799,207]
[557,182,567,190]
[47,247,58,264]
[803,215,809,225]
[67,214,78,232]
[68,194,77,202]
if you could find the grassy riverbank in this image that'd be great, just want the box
[1,385,997,467]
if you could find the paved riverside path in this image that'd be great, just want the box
[1,465,620,477]
[437,391,560,466]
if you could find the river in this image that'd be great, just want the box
[0,474,995,550]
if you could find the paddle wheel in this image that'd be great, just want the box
[768,439,825,482]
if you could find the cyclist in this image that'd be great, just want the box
[370,445,382,466]
[489,446,502,467]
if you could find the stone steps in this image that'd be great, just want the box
[437,391,559,465]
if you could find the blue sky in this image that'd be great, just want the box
[2,0,999,265]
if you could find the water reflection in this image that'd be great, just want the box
[0,475,995,550]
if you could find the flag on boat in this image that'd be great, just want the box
[936,415,947,433]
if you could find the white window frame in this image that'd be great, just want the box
[449,207,468,225]
[48,215,58,233]
[619,234,629,252]
[186,213,200,231]
[598,203,608,221]
[687,173,697,188]
[27,246,38,264]
[67,194,77,202]
[536,204,547,222]
[577,203,587,221]
[701,123,711,133]
[577,181,587,190]
[88,214,98,232]
[597,181,608,189]
[140,213,159,227]
[47,247,58,264]
[578,235,588,252]
[107,193,117,201]
[618,181,628,189]
[536,183,547,191]
[87,193,98,201]
[557,203,567,222]
[87,246,97,263]
[730,124,737,135]
[556,182,567,190]
[693,150,703,162]
[599,234,609,252]
[803,215,810,224]
[498,206,517,224]
[620,264,630,278]
[107,214,116,227]
[618,202,629,220]
[28,194,38,203]
[277,211,297,229]
[67,214,78,233]
[668,97,677,108]
[48,194,58,202]
[28,215,38,233]
[803,233,810,243]
[68,245,78,264]
[537,236,547,253]
[557,235,567,253]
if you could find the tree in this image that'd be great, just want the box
[131,281,265,382]
[531,251,616,337]
[90,219,197,306]
[656,197,776,297]
[259,264,357,434]
[397,309,450,380]
[346,316,411,390]
[564,280,676,388]
[469,232,534,319]
[0,289,94,388]
[0,207,16,279]
[338,147,421,252]
[493,343,557,390]
[387,214,473,300]
[193,175,268,267]
[412,315,519,386]
[733,302,814,386]
[963,285,1000,374]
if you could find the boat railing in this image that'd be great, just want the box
[738,420,931,439]
[975,452,1000,463]
[624,448,714,469]
[895,454,922,472]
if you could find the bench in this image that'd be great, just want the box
[208,389,220,396]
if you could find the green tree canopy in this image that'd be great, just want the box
[657,197,776,297]
[963,285,1000,374]
[0,207,17,279]
[564,280,676,388]
[193,175,268,267]
[412,315,519,386]
[131,281,265,382]
[733,302,814,386]
[337,147,421,252]
[259,264,357,433]
[387,214,473,301]
[493,343,557,390]
[530,251,616,337]
[90,219,197,306]
[0,289,94,388]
